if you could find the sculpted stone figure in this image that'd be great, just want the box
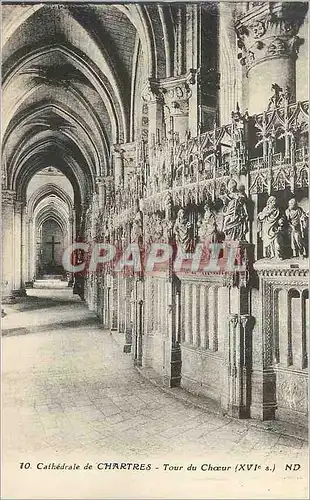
[198,203,221,244]
[173,208,193,252]
[258,196,284,259]
[285,198,308,257]
[222,179,249,241]
[144,213,163,244]
[131,210,143,244]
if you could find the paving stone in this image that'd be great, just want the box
[2,288,307,463]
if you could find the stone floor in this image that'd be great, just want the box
[2,287,308,499]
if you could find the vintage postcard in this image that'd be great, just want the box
[1,0,309,498]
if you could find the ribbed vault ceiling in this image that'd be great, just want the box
[2,3,174,206]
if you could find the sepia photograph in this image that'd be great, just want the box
[1,1,309,498]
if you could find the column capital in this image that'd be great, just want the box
[158,71,195,116]
[142,71,196,108]
[235,2,308,72]
[112,145,124,158]
[1,190,16,205]
[96,175,105,185]
[15,200,25,213]
[141,79,162,104]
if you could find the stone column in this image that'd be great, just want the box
[200,286,209,349]
[21,204,29,288]
[291,292,303,370]
[302,291,309,370]
[113,150,124,187]
[142,80,164,152]
[236,2,307,114]
[110,275,118,330]
[2,191,16,302]
[192,284,201,347]
[105,274,112,329]
[163,277,181,388]
[184,282,193,344]
[123,277,133,353]
[221,244,255,419]
[208,286,218,351]
[28,217,36,281]
[132,278,144,366]
[67,215,74,286]
[221,285,252,418]
[185,4,200,137]
[96,176,105,210]
[250,264,277,421]
[278,289,288,365]
[12,201,22,294]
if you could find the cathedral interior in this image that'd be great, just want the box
[2,1,309,433]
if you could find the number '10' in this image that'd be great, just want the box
[20,462,31,469]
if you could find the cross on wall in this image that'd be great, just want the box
[46,235,61,262]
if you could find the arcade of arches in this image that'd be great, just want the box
[1,2,309,427]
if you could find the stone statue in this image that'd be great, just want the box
[198,202,221,244]
[285,198,308,257]
[131,210,143,244]
[267,83,292,110]
[144,213,164,244]
[222,179,249,241]
[257,196,284,259]
[173,208,193,252]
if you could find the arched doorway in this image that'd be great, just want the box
[37,219,64,278]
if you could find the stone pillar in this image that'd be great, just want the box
[113,150,124,186]
[221,244,255,419]
[217,287,229,352]
[184,282,192,344]
[208,286,218,351]
[192,284,200,347]
[200,286,209,349]
[25,216,31,283]
[302,291,309,370]
[236,2,307,114]
[21,204,29,287]
[163,277,181,388]
[291,292,303,369]
[185,4,200,137]
[219,2,242,125]
[123,277,133,353]
[96,176,105,210]
[251,265,277,421]
[142,80,163,153]
[28,217,36,281]
[12,201,23,295]
[67,215,74,286]
[132,278,144,367]
[105,274,112,329]
[2,191,16,302]
[278,289,288,365]
[221,285,252,419]
[111,275,118,330]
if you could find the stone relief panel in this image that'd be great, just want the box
[276,372,308,414]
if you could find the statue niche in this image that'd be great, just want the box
[173,208,194,253]
[285,198,308,258]
[197,202,223,244]
[221,179,249,242]
[131,210,143,245]
[257,196,285,259]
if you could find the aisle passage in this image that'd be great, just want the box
[2,288,307,462]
